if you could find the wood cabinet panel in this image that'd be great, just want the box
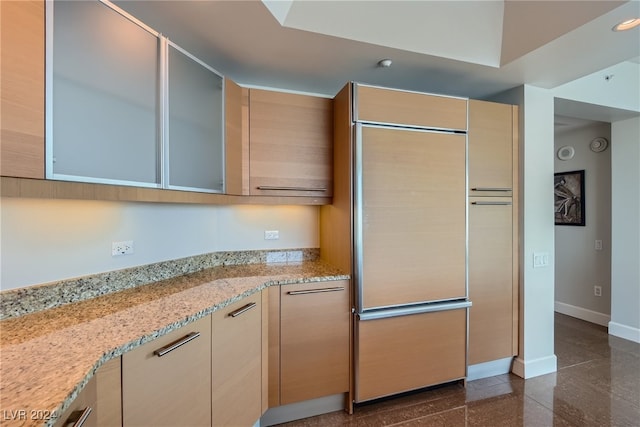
[122,316,212,427]
[95,357,122,427]
[355,84,467,130]
[249,89,333,197]
[53,376,97,427]
[468,99,515,196]
[280,280,350,405]
[356,309,467,402]
[0,0,45,179]
[360,126,467,309]
[212,293,262,427]
[225,79,250,195]
[468,197,516,364]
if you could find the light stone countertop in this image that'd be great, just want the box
[0,261,348,427]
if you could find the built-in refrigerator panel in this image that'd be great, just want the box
[354,123,467,312]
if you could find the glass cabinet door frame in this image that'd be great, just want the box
[45,0,226,193]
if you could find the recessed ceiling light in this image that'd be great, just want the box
[612,18,640,31]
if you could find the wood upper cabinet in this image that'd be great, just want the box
[468,197,518,365]
[122,316,212,427]
[246,89,333,197]
[468,99,518,196]
[212,292,262,427]
[277,280,350,405]
[0,0,45,179]
[354,84,467,131]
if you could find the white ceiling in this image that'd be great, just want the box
[114,0,640,99]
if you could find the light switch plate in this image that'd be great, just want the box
[533,252,549,268]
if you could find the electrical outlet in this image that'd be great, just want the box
[595,240,603,250]
[112,240,134,256]
[594,285,602,297]
[264,230,279,240]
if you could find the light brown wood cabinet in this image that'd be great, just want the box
[355,309,467,403]
[269,280,350,406]
[122,316,212,427]
[468,99,518,196]
[212,293,262,427]
[226,88,333,198]
[467,99,519,366]
[53,357,121,427]
[354,83,467,131]
[0,0,45,179]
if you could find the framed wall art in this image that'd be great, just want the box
[554,170,585,226]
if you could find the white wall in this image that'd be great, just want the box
[610,117,640,342]
[554,122,612,325]
[492,85,558,379]
[0,198,319,290]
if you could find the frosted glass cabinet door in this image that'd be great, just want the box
[168,45,224,192]
[51,1,159,185]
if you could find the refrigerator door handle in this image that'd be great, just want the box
[358,300,472,321]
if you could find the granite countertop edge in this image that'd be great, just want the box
[0,262,349,427]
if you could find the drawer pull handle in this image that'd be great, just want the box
[257,186,327,192]
[228,302,257,318]
[471,187,511,192]
[287,286,345,295]
[154,332,201,357]
[70,406,92,427]
[471,201,512,206]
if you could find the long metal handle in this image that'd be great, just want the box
[256,186,327,192]
[154,332,201,357]
[71,407,92,427]
[359,300,472,321]
[471,201,512,206]
[471,187,511,192]
[228,302,257,318]
[287,286,345,295]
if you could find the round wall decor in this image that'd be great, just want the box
[557,145,575,161]
[590,137,609,153]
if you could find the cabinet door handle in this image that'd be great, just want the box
[70,406,93,427]
[471,187,511,192]
[471,201,512,206]
[256,186,327,192]
[153,332,201,357]
[287,286,345,295]
[228,302,257,318]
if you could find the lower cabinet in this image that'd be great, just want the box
[122,315,212,427]
[212,293,262,427]
[53,376,97,427]
[355,308,467,402]
[278,280,350,405]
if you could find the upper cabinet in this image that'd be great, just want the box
[48,0,225,193]
[0,0,45,179]
[354,83,467,131]
[468,99,518,196]
[227,88,333,198]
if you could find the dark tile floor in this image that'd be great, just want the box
[278,313,640,426]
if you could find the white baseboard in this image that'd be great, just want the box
[511,354,557,379]
[608,321,640,343]
[467,357,513,381]
[554,301,610,327]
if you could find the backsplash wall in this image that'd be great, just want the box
[0,198,319,290]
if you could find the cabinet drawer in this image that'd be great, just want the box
[53,376,97,427]
[356,308,467,402]
[122,316,212,427]
[354,84,467,131]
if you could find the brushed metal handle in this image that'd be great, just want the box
[154,332,201,357]
[257,186,327,192]
[71,406,92,427]
[228,302,257,318]
[287,286,345,295]
[471,201,512,206]
[471,187,511,192]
